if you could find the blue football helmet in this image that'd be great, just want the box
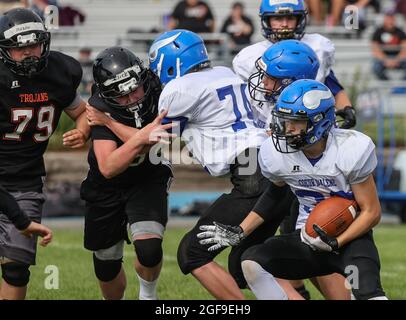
[271,79,336,153]
[248,40,319,103]
[148,29,210,85]
[260,0,308,42]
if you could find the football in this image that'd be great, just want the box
[305,196,359,238]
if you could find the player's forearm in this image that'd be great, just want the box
[337,207,381,248]
[0,186,31,230]
[75,111,90,140]
[105,119,139,143]
[239,211,264,236]
[334,91,352,110]
[101,137,145,178]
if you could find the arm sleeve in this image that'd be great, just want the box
[0,185,31,230]
[347,138,377,184]
[90,125,118,142]
[252,182,289,221]
[64,56,83,108]
[324,70,344,96]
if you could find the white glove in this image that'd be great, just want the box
[300,226,334,252]
[197,222,245,252]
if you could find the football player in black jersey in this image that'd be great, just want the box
[81,46,174,300]
[0,8,89,299]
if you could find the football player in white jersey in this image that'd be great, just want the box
[233,0,357,130]
[248,39,319,130]
[198,80,387,300]
[148,29,298,299]
[249,39,350,300]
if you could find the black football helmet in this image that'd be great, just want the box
[93,46,161,127]
[0,8,51,76]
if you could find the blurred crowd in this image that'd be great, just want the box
[0,0,85,26]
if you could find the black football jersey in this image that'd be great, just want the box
[0,51,82,192]
[86,89,163,187]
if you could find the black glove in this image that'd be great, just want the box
[336,106,356,129]
[313,224,339,253]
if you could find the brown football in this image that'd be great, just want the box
[305,196,358,238]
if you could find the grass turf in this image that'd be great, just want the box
[26,224,406,300]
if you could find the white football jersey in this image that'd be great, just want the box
[259,128,377,229]
[244,85,275,130]
[233,34,335,83]
[158,66,268,176]
[250,99,275,130]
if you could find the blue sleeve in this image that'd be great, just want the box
[162,116,188,134]
[324,70,344,96]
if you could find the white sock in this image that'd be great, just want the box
[242,260,288,300]
[368,296,388,300]
[137,274,158,300]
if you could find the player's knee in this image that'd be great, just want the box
[1,262,30,287]
[93,241,124,282]
[134,238,163,268]
[177,231,212,274]
[241,260,262,286]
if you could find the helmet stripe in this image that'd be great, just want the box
[4,22,45,39]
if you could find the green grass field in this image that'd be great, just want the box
[27,224,406,300]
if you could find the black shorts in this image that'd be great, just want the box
[0,191,45,265]
[177,148,293,288]
[241,230,386,300]
[81,164,172,251]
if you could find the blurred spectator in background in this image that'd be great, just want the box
[30,0,85,26]
[168,0,215,33]
[30,0,56,19]
[306,0,377,29]
[78,47,93,96]
[221,2,254,54]
[0,0,27,14]
[59,4,85,26]
[395,0,406,19]
[371,11,406,80]
[305,0,345,26]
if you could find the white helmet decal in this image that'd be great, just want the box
[303,89,332,110]
[148,32,181,63]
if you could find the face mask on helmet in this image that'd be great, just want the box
[271,109,312,153]
[94,47,162,128]
[248,40,319,105]
[248,58,294,103]
[260,0,308,42]
[0,9,51,76]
